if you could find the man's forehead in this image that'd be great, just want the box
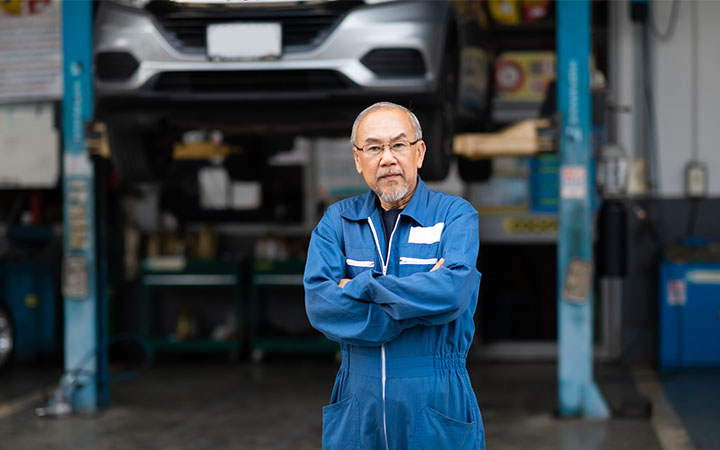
[357,108,413,141]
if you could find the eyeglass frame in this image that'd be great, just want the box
[353,138,421,156]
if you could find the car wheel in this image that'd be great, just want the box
[0,304,14,372]
[107,127,172,182]
[458,156,493,182]
[457,56,494,182]
[419,33,459,182]
[419,101,454,182]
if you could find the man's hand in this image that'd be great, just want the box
[430,258,444,272]
[338,278,351,288]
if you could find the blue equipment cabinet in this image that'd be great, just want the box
[0,262,57,358]
[660,261,720,369]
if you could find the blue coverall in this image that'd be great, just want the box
[304,178,484,450]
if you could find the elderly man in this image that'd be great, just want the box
[304,102,484,450]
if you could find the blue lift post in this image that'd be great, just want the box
[61,0,108,413]
[556,0,611,418]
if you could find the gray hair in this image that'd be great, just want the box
[350,101,423,147]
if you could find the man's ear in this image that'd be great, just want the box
[416,140,426,169]
[353,148,363,174]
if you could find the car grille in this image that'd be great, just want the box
[149,70,353,94]
[146,0,363,54]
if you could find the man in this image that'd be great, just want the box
[304,102,484,450]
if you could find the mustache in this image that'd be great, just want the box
[376,170,403,179]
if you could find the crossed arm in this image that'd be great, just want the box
[337,258,444,288]
[304,206,480,346]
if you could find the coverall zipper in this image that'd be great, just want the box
[368,215,400,450]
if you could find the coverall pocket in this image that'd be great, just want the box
[414,406,475,450]
[398,246,440,277]
[345,246,376,278]
[322,396,359,450]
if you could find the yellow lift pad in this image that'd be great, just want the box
[453,118,554,159]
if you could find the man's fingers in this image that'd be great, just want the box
[338,278,351,288]
[430,258,445,272]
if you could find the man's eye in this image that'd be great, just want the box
[392,143,406,150]
[367,146,382,153]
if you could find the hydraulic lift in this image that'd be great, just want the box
[555,0,610,418]
[455,0,610,418]
[57,0,609,417]
[59,0,108,413]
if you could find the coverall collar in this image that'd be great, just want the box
[340,177,430,227]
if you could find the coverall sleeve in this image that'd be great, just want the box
[304,211,417,346]
[342,204,481,325]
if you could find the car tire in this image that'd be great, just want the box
[456,54,494,183]
[0,303,14,372]
[418,31,459,182]
[457,156,493,182]
[107,127,172,182]
[419,105,453,182]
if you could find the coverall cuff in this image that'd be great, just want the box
[342,269,375,300]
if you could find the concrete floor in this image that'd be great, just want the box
[0,357,712,450]
[660,372,720,450]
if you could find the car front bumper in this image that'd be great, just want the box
[94,0,452,101]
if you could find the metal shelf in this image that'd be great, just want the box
[251,338,337,354]
[249,259,336,358]
[187,222,314,237]
[148,338,242,352]
[491,99,543,124]
[139,259,246,353]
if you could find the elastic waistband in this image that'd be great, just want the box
[341,351,466,378]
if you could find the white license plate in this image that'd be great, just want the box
[206,22,282,60]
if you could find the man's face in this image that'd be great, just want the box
[353,108,426,208]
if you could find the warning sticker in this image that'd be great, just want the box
[666,279,686,306]
[560,165,587,199]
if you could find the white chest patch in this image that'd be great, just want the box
[408,222,444,244]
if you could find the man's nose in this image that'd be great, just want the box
[378,146,397,165]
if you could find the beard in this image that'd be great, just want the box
[374,171,409,204]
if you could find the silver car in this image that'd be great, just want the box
[94,0,488,181]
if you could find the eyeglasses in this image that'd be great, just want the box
[354,139,420,157]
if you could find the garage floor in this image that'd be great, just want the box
[0,357,714,450]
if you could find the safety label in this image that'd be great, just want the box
[563,259,593,304]
[666,279,686,306]
[503,217,557,234]
[560,165,587,199]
